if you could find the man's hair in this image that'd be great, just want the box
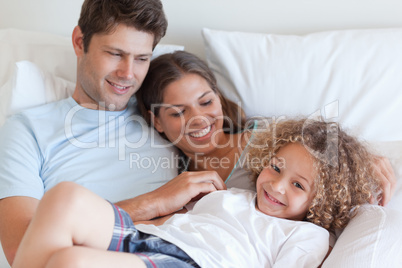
[78,0,167,52]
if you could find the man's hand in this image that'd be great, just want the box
[116,171,226,222]
[373,156,396,206]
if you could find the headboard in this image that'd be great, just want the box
[1,0,402,58]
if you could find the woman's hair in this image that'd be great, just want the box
[246,118,381,231]
[136,51,247,134]
[78,0,167,52]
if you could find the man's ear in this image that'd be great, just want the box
[72,26,85,57]
[149,111,164,133]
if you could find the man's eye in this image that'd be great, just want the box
[271,164,280,173]
[138,57,150,62]
[108,52,121,57]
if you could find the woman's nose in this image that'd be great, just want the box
[187,109,208,126]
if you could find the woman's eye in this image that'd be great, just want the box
[293,182,304,190]
[201,100,212,106]
[270,164,280,173]
[171,111,184,117]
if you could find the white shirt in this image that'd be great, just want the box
[137,188,329,268]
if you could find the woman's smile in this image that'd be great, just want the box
[187,124,213,139]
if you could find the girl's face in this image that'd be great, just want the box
[152,73,225,156]
[255,143,316,221]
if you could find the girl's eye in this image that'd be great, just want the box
[270,164,280,173]
[293,182,304,190]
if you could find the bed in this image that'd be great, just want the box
[1,1,402,267]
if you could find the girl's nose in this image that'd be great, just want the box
[271,179,286,195]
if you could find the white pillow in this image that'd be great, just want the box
[322,205,402,267]
[202,28,402,142]
[322,140,402,267]
[153,44,185,60]
[11,61,75,113]
[0,61,75,126]
[0,28,77,87]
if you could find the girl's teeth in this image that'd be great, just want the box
[189,125,211,138]
[267,192,282,204]
[269,195,280,203]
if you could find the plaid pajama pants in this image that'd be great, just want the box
[107,203,200,268]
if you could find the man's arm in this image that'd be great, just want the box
[116,171,226,222]
[0,196,39,266]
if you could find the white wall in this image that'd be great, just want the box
[162,0,402,57]
[1,0,402,58]
[0,0,83,37]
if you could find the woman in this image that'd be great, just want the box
[136,50,256,190]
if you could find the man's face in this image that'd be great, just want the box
[73,24,154,111]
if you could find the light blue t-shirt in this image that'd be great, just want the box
[0,97,178,202]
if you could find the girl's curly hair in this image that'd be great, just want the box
[246,118,381,231]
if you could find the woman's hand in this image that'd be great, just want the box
[150,171,226,217]
[117,171,226,222]
[373,156,396,206]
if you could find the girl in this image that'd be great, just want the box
[12,118,381,268]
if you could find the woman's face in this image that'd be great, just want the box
[152,73,225,157]
[255,143,317,221]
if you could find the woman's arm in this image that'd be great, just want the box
[134,208,188,226]
[373,156,396,206]
[116,171,226,222]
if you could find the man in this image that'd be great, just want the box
[0,0,225,265]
